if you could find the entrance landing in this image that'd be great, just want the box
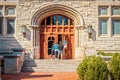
[2,72,78,80]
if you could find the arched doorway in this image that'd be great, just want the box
[31,4,85,59]
[40,14,74,59]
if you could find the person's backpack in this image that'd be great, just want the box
[59,44,63,50]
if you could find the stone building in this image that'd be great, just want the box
[0,0,120,60]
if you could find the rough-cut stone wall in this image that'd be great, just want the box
[17,1,97,46]
[18,1,120,54]
[95,38,120,51]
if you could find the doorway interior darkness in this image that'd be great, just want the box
[40,14,74,59]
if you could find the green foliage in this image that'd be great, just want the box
[97,51,118,56]
[98,50,105,55]
[77,56,109,80]
[108,53,120,80]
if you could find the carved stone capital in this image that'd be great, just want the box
[29,25,39,28]
[76,25,86,30]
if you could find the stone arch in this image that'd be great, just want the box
[31,4,85,59]
[31,4,84,27]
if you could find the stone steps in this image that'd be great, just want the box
[22,59,81,72]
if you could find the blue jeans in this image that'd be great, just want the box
[54,49,58,58]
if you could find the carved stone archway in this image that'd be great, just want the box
[30,4,85,59]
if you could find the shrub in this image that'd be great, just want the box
[98,50,105,56]
[108,53,120,80]
[77,56,109,80]
[97,51,118,56]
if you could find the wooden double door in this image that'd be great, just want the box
[40,14,74,59]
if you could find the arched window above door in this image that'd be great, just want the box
[41,15,74,26]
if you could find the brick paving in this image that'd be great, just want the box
[2,72,79,80]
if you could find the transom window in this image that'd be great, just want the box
[6,7,15,15]
[46,17,50,25]
[99,7,108,15]
[112,6,120,15]
[41,15,74,26]
[52,15,56,25]
[58,15,62,25]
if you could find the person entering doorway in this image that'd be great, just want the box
[63,37,67,55]
[50,42,54,60]
[52,42,59,59]
[58,41,63,59]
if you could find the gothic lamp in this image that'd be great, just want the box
[87,25,92,33]
[21,24,27,34]
[21,24,27,38]
[87,25,93,39]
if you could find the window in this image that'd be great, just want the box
[100,20,107,34]
[98,5,120,37]
[58,15,62,25]
[0,18,2,34]
[64,17,68,25]
[112,7,120,15]
[52,16,56,25]
[47,17,50,25]
[0,6,16,37]
[70,19,74,25]
[7,19,15,34]
[0,7,2,15]
[99,7,107,15]
[41,15,74,27]
[6,7,15,15]
[41,19,45,25]
[112,20,120,34]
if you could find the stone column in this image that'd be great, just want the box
[33,27,36,59]
[35,28,40,59]
[75,26,82,59]
[31,25,40,59]
[75,27,79,47]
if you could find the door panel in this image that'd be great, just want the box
[70,34,74,59]
[40,34,45,59]
[45,35,58,59]
[62,35,73,59]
